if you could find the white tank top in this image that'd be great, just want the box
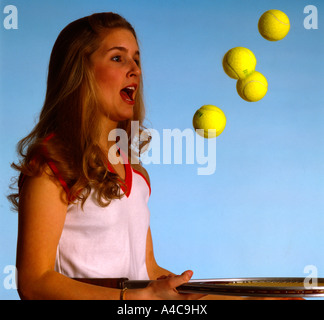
[54,162,151,281]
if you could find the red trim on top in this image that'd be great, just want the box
[47,160,70,195]
[106,160,114,173]
[106,148,132,198]
[43,132,55,143]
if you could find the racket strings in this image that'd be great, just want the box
[225,281,324,287]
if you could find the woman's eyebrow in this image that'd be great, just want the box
[106,46,140,56]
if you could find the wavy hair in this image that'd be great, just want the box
[8,12,149,210]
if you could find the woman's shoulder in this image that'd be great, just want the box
[19,163,69,206]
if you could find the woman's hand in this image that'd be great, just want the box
[138,270,206,300]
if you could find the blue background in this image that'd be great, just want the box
[1,0,323,299]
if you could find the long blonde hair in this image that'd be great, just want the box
[8,12,148,210]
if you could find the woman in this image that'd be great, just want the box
[9,12,205,300]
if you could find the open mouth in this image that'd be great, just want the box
[120,84,137,105]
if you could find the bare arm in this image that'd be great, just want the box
[145,228,175,279]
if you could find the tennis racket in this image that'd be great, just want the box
[75,277,324,298]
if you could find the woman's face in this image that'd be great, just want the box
[91,28,141,123]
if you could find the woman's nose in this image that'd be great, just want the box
[127,60,141,78]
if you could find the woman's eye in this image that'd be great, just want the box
[112,56,122,62]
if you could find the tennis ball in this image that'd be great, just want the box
[258,9,290,41]
[236,71,268,102]
[223,47,257,80]
[192,105,226,138]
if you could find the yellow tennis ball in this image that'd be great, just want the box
[222,47,257,80]
[236,71,268,102]
[258,9,290,41]
[192,105,226,138]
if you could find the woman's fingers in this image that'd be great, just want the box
[170,270,193,286]
[172,271,207,300]
[149,270,205,300]
[163,270,206,300]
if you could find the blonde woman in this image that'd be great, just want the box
[9,12,205,300]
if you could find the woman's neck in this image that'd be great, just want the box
[98,117,119,153]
